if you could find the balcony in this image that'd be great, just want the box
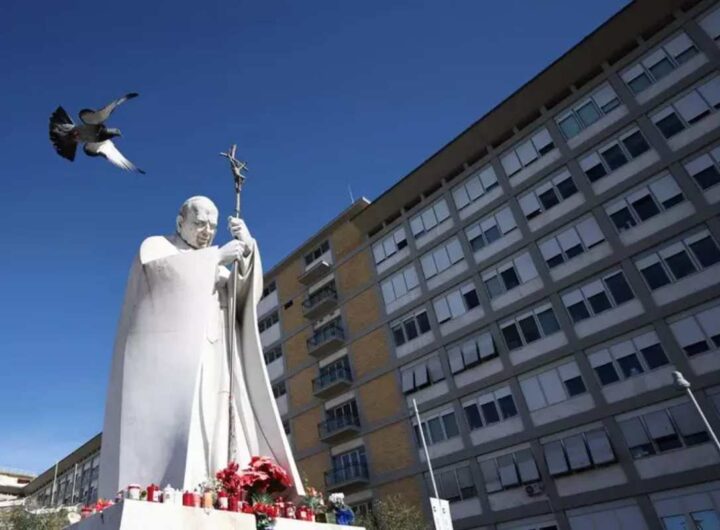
[307,325,345,358]
[324,464,369,491]
[303,286,339,320]
[299,260,332,285]
[312,367,353,398]
[318,414,361,443]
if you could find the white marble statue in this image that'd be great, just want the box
[98,196,304,498]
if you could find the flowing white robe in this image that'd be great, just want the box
[98,235,303,498]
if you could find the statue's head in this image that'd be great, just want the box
[176,196,219,249]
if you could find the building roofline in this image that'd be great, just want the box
[351,0,691,233]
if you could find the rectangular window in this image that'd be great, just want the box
[372,227,408,265]
[391,309,431,347]
[481,251,538,299]
[578,127,650,184]
[452,164,499,211]
[272,381,286,398]
[543,429,615,476]
[636,228,720,291]
[699,4,720,41]
[520,359,587,412]
[668,301,720,357]
[500,127,556,177]
[562,270,635,324]
[414,409,459,446]
[258,311,279,333]
[305,240,330,266]
[463,386,518,431]
[433,282,481,324]
[518,167,579,221]
[447,330,497,374]
[538,215,605,269]
[380,265,420,305]
[480,448,540,493]
[430,465,477,503]
[621,31,699,95]
[588,329,669,386]
[420,237,465,279]
[684,144,720,192]
[401,355,445,394]
[465,206,517,252]
[501,303,560,350]
[556,83,621,139]
[651,74,720,139]
[605,172,685,233]
[261,281,277,299]
[410,199,451,240]
[263,346,283,365]
[618,402,709,458]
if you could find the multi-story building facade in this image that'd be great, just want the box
[17,1,720,528]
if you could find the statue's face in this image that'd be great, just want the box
[178,203,218,249]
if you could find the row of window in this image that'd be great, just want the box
[258,311,279,333]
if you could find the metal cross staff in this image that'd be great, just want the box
[219,144,249,461]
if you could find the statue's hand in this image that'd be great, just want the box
[219,240,248,266]
[228,217,254,257]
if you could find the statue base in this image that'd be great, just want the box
[66,501,363,530]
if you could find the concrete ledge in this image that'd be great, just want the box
[66,500,362,530]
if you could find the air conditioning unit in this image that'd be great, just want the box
[525,482,544,497]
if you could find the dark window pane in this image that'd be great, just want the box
[485,226,501,244]
[481,402,500,424]
[656,434,682,452]
[547,254,565,268]
[601,144,629,171]
[501,268,521,290]
[684,340,710,356]
[641,263,672,290]
[464,404,483,430]
[565,244,584,259]
[649,57,674,80]
[568,301,591,323]
[631,195,661,221]
[518,316,541,343]
[588,291,612,314]
[559,114,582,139]
[595,363,620,386]
[392,326,406,346]
[605,272,635,304]
[656,113,685,138]
[556,177,578,199]
[693,166,720,190]
[463,289,480,309]
[689,237,720,268]
[537,309,560,335]
[641,344,669,369]
[404,319,419,341]
[428,417,444,443]
[601,98,620,113]
[577,101,601,126]
[662,193,685,209]
[502,324,523,350]
[538,189,560,210]
[676,46,698,64]
[538,142,555,155]
[470,235,485,252]
[617,354,644,378]
[622,131,650,157]
[665,251,697,279]
[442,413,459,438]
[498,396,518,419]
[564,376,586,396]
[611,208,637,232]
[586,163,608,182]
[629,73,652,94]
[416,312,431,333]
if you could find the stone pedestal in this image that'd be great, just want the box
[66,500,362,530]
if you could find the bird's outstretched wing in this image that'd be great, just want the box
[49,106,78,161]
[79,93,139,125]
[84,141,145,174]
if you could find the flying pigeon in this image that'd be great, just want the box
[49,93,145,174]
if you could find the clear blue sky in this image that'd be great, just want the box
[0,0,629,474]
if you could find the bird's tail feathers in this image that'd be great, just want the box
[49,106,78,161]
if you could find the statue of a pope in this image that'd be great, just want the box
[98,196,303,498]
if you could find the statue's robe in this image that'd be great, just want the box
[98,235,303,498]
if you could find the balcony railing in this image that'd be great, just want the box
[318,414,361,442]
[299,260,332,285]
[307,324,345,358]
[312,366,353,398]
[302,286,338,320]
[324,464,369,490]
